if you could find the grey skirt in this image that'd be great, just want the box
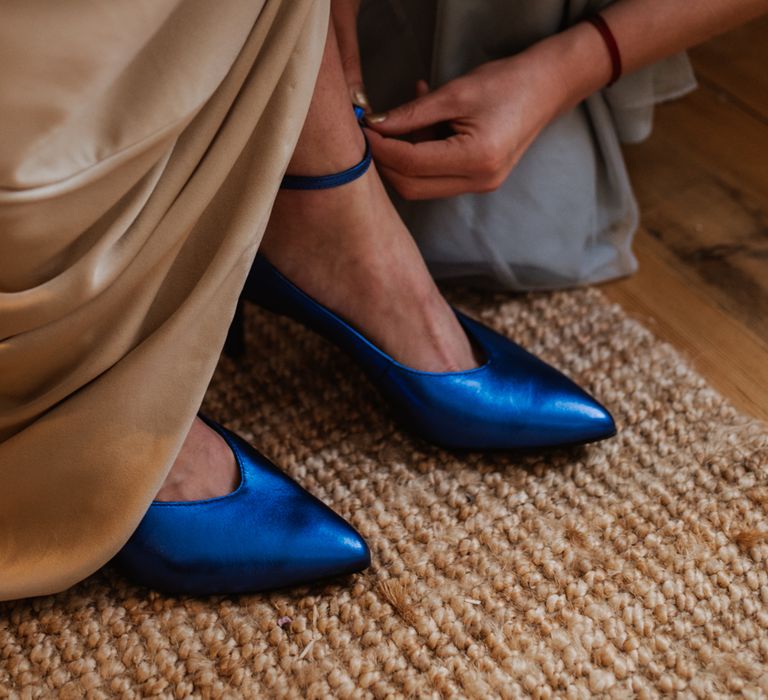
[359,0,696,290]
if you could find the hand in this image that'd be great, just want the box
[330,0,370,111]
[364,47,574,200]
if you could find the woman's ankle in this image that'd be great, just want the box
[155,417,239,502]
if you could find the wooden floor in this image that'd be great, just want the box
[603,16,768,423]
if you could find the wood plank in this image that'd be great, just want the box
[688,15,768,120]
[624,86,768,209]
[603,228,768,424]
[603,21,768,423]
[622,82,768,347]
[629,172,768,333]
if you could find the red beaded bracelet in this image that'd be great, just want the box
[585,13,622,86]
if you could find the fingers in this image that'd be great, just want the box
[404,81,442,143]
[366,128,488,178]
[366,128,508,199]
[365,83,459,135]
[331,0,369,109]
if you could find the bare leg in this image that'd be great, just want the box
[156,20,478,502]
[259,22,477,372]
[155,417,237,501]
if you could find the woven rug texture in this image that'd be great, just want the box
[1,288,767,699]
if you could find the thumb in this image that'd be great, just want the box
[410,80,440,143]
[365,82,457,135]
[415,79,430,98]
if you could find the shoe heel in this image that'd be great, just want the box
[244,255,395,380]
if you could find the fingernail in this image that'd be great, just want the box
[351,88,370,109]
[366,112,388,124]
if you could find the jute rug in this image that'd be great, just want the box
[2,288,767,699]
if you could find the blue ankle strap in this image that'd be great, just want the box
[281,105,372,190]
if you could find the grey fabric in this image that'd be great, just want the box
[359,0,697,290]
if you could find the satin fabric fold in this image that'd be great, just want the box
[0,0,329,600]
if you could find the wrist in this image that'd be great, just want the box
[530,19,615,113]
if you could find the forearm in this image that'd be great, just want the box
[364,0,767,198]
[530,0,768,113]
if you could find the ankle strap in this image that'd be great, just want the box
[281,106,372,190]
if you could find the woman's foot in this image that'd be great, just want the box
[155,417,239,501]
[257,19,477,374]
[117,419,371,595]
[260,166,478,372]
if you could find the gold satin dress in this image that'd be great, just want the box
[0,0,328,601]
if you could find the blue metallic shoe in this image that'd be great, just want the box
[236,106,615,450]
[114,417,371,595]
[243,256,616,450]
